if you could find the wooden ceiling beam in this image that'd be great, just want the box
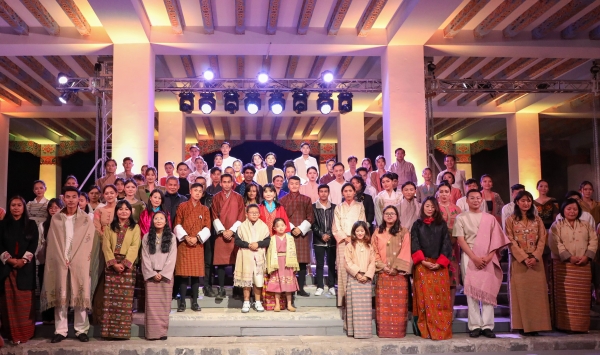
[236,55,245,78]
[239,117,246,140]
[434,56,460,77]
[285,56,300,79]
[181,55,197,78]
[309,56,326,78]
[270,117,282,140]
[203,117,215,138]
[302,116,319,138]
[32,118,76,140]
[532,0,595,39]
[286,116,301,138]
[474,0,527,38]
[356,0,387,37]
[318,117,335,141]
[355,56,378,78]
[327,0,353,35]
[256,116,263,140]
[57,0,91,36]
[163,0,185,34]
[222,117,231,141]
[20,0,60,36]
[0,72,42,106]
[561,4,600,38]
[67,118,95,138]
[199,0,215,35]
[443,0,490,38]
[235,0,245,34]
[72,55,96,76]
[297,0,317,35]
[0,0,29,35]
[0,87,21,105]
[503,0,561,38]
[365,118,382,138]
[335,56,353,78]
[49,117,88,139]
[0,56,62,105]
[266,0,281,35]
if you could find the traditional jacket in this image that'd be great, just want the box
[0,218,39,291]
[373,227,411,274]
[173,200,211,276]
[255,167,284,186]
[102,224,141,269]
[141,232,177,281]
[266,233,299,274]
[410,219,452,268]
[233,219,271,287]
[134,185,166,205]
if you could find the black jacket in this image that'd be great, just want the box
[410,219,453,260]
[0,218,39,291]
[164,192,188,225]
[311,201,336,247]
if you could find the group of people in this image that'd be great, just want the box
[0,142,599,344]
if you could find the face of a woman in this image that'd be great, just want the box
[34,182,46,197]
[10,199,24,219]
[124,183,137,197]
[247,186,257,200]
[78,195,88,209]
[342,186,356,201]
[233,161,242,172]
[48,203,61,216]
[383,208,397,225]
[581,184,593,199]
[354,226,366,240]
[362,160,371,170]
[402,185,416,200]
[351,179,362,193]
[104,188,117,203]
[115,182,124,193]
[381,177,392,191]
[516,196,532,213]
[423,200,435,217]
[253,155,263,166]
[481,177,493,190]
[89,189,100,202]
[145,170,156,184]
[214,156,223,166]
[149,192,162,208]
[438,186,450,202]
[165,164,174,175]
[307,169,318,182]
[564,203,579,221]
[65,178,78,187]
[153,213,166,230]
[537,181,548,195]
[263,188,275,202]
[274,220,287,234]
[117,204,132,220]
[442,173,453,184]
[376,158,385,170]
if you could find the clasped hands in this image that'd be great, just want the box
[184,235,199,246]
[356,272,370,284]
[7,258,26,269]
[524,256,538,268]
[569,255,589,266]
[382,266,399,276]
[112,263,126,273]
[421,260,441,271]
[291,228,302,237]
[472,254,493,270]
[221,230,234,242]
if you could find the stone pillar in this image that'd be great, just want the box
[158,111,185,170]
[0,113,9,209]
[506,113,541,193]
[381,45,427,172]
[337,112,364,167]
[112,43,155,167]
[40,144,60,198]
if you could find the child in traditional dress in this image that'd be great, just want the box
[344,221,376,339]
[265,218,299,312]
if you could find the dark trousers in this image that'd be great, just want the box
[204,235,214,287]
[38,264,54,322]
[297,263,308,291]
[217,265,235,288]
[176,276,200,302]
[314,245,336,289]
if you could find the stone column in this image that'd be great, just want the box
[40,144,61,198]
[158,111,185,170]
[112,43,155,167]
[337,112,365,167]
[0,113,8,209]
[381,45,427,173]
[506,113,541,192]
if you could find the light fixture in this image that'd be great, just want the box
[317,92,333,115]
[257,71,269,84]
[199,93,216,114]
[179,92,195,114]
[591,61,599,79]
[337,92,353,114]
[57,72,68,85]
[292,90,308,114]
[244,92,261,115]
[322,70,334,83]
[203,68,215,81]
[536,83,550,90]
[59,91,71,104]
[426,61,436,75]
[269,92,285,115]
[224,91,239,114]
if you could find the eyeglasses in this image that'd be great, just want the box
[384,213,396,217]
[248,212,260,215]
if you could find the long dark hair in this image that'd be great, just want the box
[512,190,536,221]
[351,221,371,246]
[43,198,64,239]
[377,205,401,235]
[272,217,287,235]
[147,211,173,254]
[145,189,166,212]
[6,196,30,231]
[350,176,366,201]
[262,184,281,207]
[243,184,262,205]
[110,200,136,233]
[79,192,92,214]
[419,196,445,224]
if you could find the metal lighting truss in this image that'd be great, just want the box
[427,79,598,95]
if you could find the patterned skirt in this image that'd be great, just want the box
[0,270,35,343]
[552,260,591,332]
[101,254,135,339]
[346,275,373,339]
[262,275,287,311]
[413,260,453,340]
[144,278,172,340]
[375,272,409,338]
[449,243,461,287]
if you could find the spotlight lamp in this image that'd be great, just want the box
[224,91,240,114]
[179,92,195,114]
[591,61,600,79]
[199,93,216,114]
[292,90,308,114]
[203,68,215,81]
[59,91,71,104]
[244,92,262,115]
[317,92,333,115]
[337,92,353,114]
[257,71,269,84]
[57,72,69,85]
[321,70,334,83]
[269,92,286,115]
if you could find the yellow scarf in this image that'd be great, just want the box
[266,233,299,274]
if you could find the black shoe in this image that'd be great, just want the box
[51,334,66,343]
[160,336,168,340]
[469,328,482,338]
[297,290,310,297]
[216,287,226,301]
[203,286,216,297]
[177,299,186,312]
[191,301,201,312]
[482,329,496,338]
[77,333,89,342]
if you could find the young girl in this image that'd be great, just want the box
[27,180,48,225]
[233,159,244,184]
[78,192,92,214]
[123,179,146,223]
[374,173,402,226]
[214,154,224,170]
[252,153,266,170]
[344,221,376,339]
[115,177,126,200]
[265,218,299,312]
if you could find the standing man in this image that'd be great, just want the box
[196,176,217,297]
[255,152,283,186]
[184,145,201,172]
[117,157,135,179]
[279,176,315,297]
[356,167,377,198]
[436,155,467,195]
[343,156,358,181]
[327,163,346,205]
[235,164,263,197]
[96,159,118,190]
[319,159,336,185]
[176,162,191,197]
[388,148,418,185]
[454,189,510,339]
[294,142,319,184]
[163,176,188,226]
[42,187,95,343]
[206,167,222,196]
[210,174,245,300]
[220,142,237,169]
[311,184,337,296]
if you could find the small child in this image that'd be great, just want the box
[265,218,299,312]
[344,221,376,339]
[416,167,436,203]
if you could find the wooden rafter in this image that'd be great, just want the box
[356,0,388,37]
[297,0,317,35]
[355,56,378,78]
[270,117,282,140]
[181,55,196,78]
[335,56,353,78]
[32,118,76,140]
[0,57,61,105]
[208,55,220,78]
[473,0,526,38]
[286,117,301,138]
[0,87,22,106]
[20,0,60,36]
[256,116,263,140]
[532,0,595,39]
[302,116,319,138]
[561,4,600,39]
[203,117,215,138]
[309,56,326,78]
[222,117,231,140]
[285,56,300,79]
[443,0,490,38]
[49,117,88,139]
[0,72,42,106]
[67,118,95,137]
[239,117,246,140]
[236,55,245,78]
[365,117,382,138]
[235,0,245,34]
[266,0,281,35]
[199,0,215,35]
[56,0,91,36]
[163,0,185,34]
[434,56,459,77]
[503,0,561,38]
[0,0,29,35]
[327,0,353,36]
[72,56,95,76]
[318,117,335,140]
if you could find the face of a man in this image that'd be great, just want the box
[190,148,199,158]
[190,186,202,201]
[285,167,296,179]
[64,191,79,210]
[123,159,133,172]
[273,177,283,189]
[301,145,310,156]
[288,179,300,193]
[106,161,117,174]
[318,188,329,201]
[225,167,235,176]
[211,170,222,185]
[467,191,482,210]
[243,169,255,182]
[333,165,344,179]
[326,161,335,173]
[444,156,455,170]
[512,188,525,200]
[221,176,233,191]
[348,159,357,169]
[246,207,260,223]
[221,144,231,156]
[395,149,405,161]
[166,179,179,194]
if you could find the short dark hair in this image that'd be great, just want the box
[190,182,204,190]
[33,180,46,188]
[565,190,582,199]
[273,174,284,182]
[395,147,405,154]
[356,167,368,174]
[176,162,188,170]
[210,167,222,175]
[285,165,296,173]
[347,155,358,163]
[300,142,310,148]
[380,172,395,184]
[401,181,416,190]
[465,178,479,187]
[189,145,199,151]
[164,161,174,167]
[317,184,330,192]
[246,203,260,213]
[445,155,456,162]
[389,173,398,181]
[466,189,482,198]
[123,157,133,163]
[166,176,179,184]
[288,176,301,183]
[221,142,231,148]
[283,160,295,168]
[560,198,582,220]
[133,174,144,181]
[242,164,256,174]
[326,158,336,164]
[333,162,345,170]
[510,184,525,192]
[441,171,455,184]
[63,186,81,197]
[265,152,277,160]
[114,177,125,185]
[104,158,117,167]
[221,173,233,182]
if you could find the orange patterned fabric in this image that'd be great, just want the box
[375,272,409,338]
[174,201,211,277]
[413,259,453,340]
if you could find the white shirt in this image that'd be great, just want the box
[188,170,212,186]
[184,157,197,172]
[456,197,487,213]
[293,156,319,184]
[328,180,346,205]
[556,211,596,229]
[364,185,377,199]
[453,211,483,248]
[222,156,238,169]
[343,170,357,182]
[65,215,75,262]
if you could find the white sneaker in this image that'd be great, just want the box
[315,288,324,296]
[254,301,265,312]
[329,287,336,296]
[241,301,251,313]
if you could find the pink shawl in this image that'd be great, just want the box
[464,213,510,306]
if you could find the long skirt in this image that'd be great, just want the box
[262,275,287,311]
[0,270,35,343]
[509,255,551,333]
[345,275,373,339]
[101,254,136,339]
[145,278,172,340]
[375,272,409,338]
[413,261,453,340]
[336,242,347,307]
[552,260,591,332]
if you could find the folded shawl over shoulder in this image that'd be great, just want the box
[266,233,299,274]
[464,213,510,306]
[234,219,270,287]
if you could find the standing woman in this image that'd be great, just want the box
[38,198,64,324]
[549,199,597,333]
[233,159,244,184]
[139,190,170,236]
[142,211,177,341]
[332,183,366,307]
[579,181,600,222]
[252,153,267,171]
[101,200,141,339]
[370,155,387,193]
[135,167,165,205]
[123,179,146,223]
[374,173,403,226]
[440,172,462,204]
[534,180,559,229]
[411,197,453,340]
[115,178,126,200]
[361,158,373,186]
[397,181,421,232]
[372,206,411,338]
[0,196,38,344]
[26,180,48,225]
[88,186,105,213]
[480,175,504,224]
[350,176,375,231]
[78,192,92,214]
[243,184,261,206]
[504,191,551,336]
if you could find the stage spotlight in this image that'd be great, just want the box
[59,91,71,104]
[591,61,599,79]
[269,92,285,115]
[57,72,69,85]
[203,68,215,81]
[292,90,308,114]
[322,71,334,83]
[536,83,550,90]
[199,93,216,114]
[337,92,353,114]
[427,61,436,75]
[257,71,269,84]
[244,92,262,115]
[179,92,195,114]
[224,91,240,114]
[317,92,333,115]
